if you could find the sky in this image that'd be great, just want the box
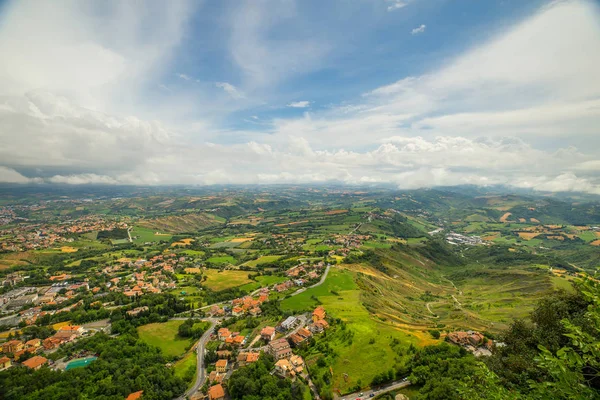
[0,0,599,193]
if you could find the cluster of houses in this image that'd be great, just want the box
[200,306,330,400]
[446,232,484,246]
[446,330,493,357]
[0,325,85,371]
[0,214,127,252]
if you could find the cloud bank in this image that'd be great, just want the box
[0,0,599,195]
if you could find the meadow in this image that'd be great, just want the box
[137,320,192,358]
[282,268,419,394]
[203,269,253,290]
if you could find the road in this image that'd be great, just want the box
[338,380,411,400]
[176,318,219,400]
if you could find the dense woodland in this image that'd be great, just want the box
[0,333,186,399]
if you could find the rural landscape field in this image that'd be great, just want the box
[0,184,599,399]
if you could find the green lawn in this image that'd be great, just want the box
[203,269,253,290]
[137,320,192,358]
[206,255,236,265]
[243,255,282,267]
[551,276,575,292]
[238,275,288,292]
[173,351,197,389]
[131,226,172,244]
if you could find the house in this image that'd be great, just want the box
[216,350,232,359]
[209,370,224,384]
[233,335,246,346]
[59,325,84,335]
[216,359,228,373]
[0,356,11,370]
[261,326,276,342]
[280,316,297,331]
[297,327,312,339]
[217,328,231,341]
[42,337,63,350]
[2,340,24,354]
[268,338,292,360]
[289,354,304,374]
[249,307,262,316]
[232,306,244,316]
[246,352,260,363]
[312,306,326,322]
[127,306,149,317]
[125,390,144,400]
[275,358,292,377]
[25,338,41,352]
[22,355,48,370]
[289,333,306,347]
[208,384,225,400]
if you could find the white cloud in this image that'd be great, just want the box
[215,82,245,99]
[411,24,426,35]
[386,1,408,12]
[0,0,599,196]
[287,101,311,108]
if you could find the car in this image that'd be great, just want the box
[360,393,364,396]
[370,394,375,398]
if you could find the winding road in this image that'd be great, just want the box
[176,318,219,400]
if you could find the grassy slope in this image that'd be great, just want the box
[137,320,192,358]
[282,268,419,393]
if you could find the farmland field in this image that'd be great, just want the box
[206,255,236,265]
[203,269,253,290]
[243,255,281,267]
[131,226,172,244]
[137,320,192,358]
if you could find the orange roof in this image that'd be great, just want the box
[261,326,275,335]
[208,384,225,399]
[22,356,47,369]
[216,359,228,367]
[246,352,260,362]
[313,306,326,319]
[60,325,81,331]
[234,335,245,344]
[0,356,10,364]
[126,390,144,400]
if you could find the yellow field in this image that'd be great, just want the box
[52,321,72,330]
[184,267,201,274]
[531,218,540,223]
[230,237,253,243]
[171,238,194,247]
[518,232,540,240]
[60,246,78,253]
[499,212,512,222]
[591,240,600,246]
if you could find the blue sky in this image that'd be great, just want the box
[0,0,599,193]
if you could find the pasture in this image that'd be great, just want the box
[137,320,192,358]
[203,269,253,290]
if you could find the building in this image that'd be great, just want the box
[208,384,225,400]
[0,356,11,370]
[125,390,144,400]
[216,359,228,373]
[2,340,24,354]
[280,316,297,330]
[25,338,41,352]
[261,326,275,342]
[22,355,48,370]
[312,306,326,323]
[269,338,292,360]
[217,327,231,341]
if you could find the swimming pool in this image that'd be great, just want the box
[65,356,97,370]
